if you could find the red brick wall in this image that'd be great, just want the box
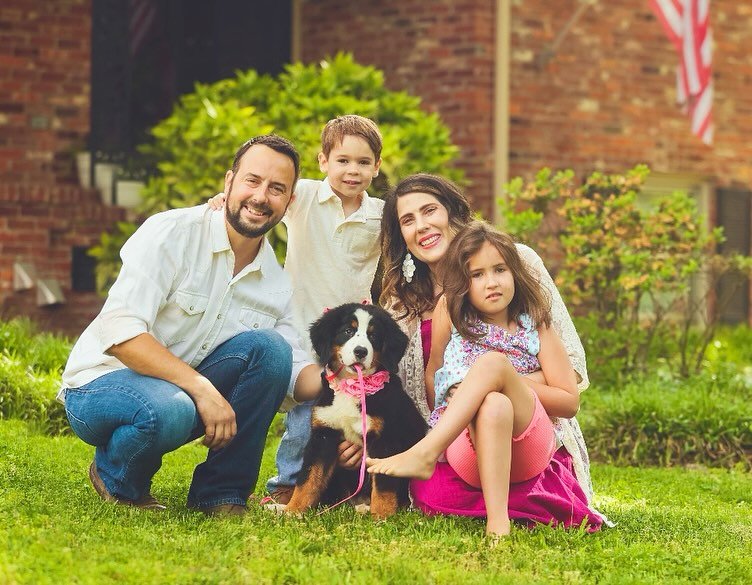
[509,0,752,187]
[298,0,497,217]
[509,0,751,322]
[0,0,91,184]
[0,185,125,336]
[0,0,125,336]
[299,1,752,209]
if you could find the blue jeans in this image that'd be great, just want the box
[266,401,314,492]
[64,330,292,509]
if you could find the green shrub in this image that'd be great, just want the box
[580,367,752,469]
[87,221,138,298]
[0,319,71,435]
[500,165,752,382]
[705,325,752,369]
[91,53,462,293]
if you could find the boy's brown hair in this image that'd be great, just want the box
[443,221,552,340]
[320,115,382,160]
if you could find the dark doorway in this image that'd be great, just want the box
[71,246,97,292]
[716,188,751,324]
[90,0,291,159]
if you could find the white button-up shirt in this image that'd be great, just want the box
[284,178,383,354]
[60,205,313,403]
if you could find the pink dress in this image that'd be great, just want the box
[410,319,602,531]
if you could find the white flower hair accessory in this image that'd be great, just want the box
[402,252,416,283]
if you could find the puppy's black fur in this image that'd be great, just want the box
[286,303,428,518]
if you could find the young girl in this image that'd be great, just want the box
[367,221,579,538]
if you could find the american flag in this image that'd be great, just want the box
[649,0,714,145]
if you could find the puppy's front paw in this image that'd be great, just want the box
[352,503,371,515]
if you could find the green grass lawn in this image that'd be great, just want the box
[2,420,751,585]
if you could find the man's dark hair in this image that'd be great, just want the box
[231,135,301,186]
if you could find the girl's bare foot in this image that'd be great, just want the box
[366,445,437,479]
[486,517,511,542]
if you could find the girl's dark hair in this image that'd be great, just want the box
[379,174,472,320]
[443,221,551,340]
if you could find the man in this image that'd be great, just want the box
[60,135,321,516]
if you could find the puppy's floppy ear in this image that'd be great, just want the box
[309,305,342,366]
[374,307,409,372]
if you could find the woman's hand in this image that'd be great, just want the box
[338,440,363,469]
[206,192,226,210]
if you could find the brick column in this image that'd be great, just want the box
[298,0,497,217]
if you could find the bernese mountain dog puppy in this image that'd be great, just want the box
[285,302,428,519]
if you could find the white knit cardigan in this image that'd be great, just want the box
[389,243,595,503]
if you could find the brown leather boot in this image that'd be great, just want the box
[203,504,247,517]
[88,461,167,511]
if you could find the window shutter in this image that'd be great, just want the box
[717,189,751,324]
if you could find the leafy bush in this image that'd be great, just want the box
[0,319,71,435]
[500,165,752,382]
[91,53,462,292]
[580,368,752,469]
[705,325,752,370]
[87,221,138,295]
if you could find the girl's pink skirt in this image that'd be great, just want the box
[410,447,603,531]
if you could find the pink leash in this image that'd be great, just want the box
[316,364,369,515]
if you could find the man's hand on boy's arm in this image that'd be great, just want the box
[107,333,236,450]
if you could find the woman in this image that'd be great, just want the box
[378,173,602,529]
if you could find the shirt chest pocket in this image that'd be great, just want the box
[239,307,277,331]
[341,221,381,259]
[156,290,209,347]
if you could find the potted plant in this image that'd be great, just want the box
[94,155,121,205]
[74,145,122,199]
[113,156,151,209]
[76,149,92,188]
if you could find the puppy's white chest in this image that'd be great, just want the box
[314,393,372,446]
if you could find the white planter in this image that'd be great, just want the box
[76,152,91,188]
[114,180,144,209]
[95,163,120,205]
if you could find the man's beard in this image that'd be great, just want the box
[225,201,275,238]
[224,180,281,239]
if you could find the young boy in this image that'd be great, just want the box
[211,115,384,504]
[267,116,383,503]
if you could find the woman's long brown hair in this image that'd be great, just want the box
[379,174,472,321]
[443,221,552,340]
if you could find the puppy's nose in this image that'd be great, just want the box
[353,346,368,361]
